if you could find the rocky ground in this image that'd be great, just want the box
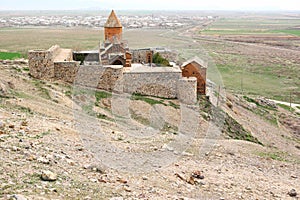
[0,61,300,200]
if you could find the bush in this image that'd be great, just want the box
[152,52,170,66]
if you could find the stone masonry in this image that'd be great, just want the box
[177,77,197,105]
[122,66,182,98]
[54,61,80,83]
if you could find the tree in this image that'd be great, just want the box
[152,52,170,66]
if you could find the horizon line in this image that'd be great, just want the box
[0,9,300,12]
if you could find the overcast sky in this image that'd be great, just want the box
[1,0,300,11]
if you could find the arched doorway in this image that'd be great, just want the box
[112,59,123,65]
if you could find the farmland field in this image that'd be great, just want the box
[0,12,299,103]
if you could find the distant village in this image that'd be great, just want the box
[0,13,216,29]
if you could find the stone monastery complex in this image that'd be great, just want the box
[28,10,207,105]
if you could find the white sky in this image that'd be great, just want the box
[1,0,300,10]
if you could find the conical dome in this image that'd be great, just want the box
[104,10,122,28]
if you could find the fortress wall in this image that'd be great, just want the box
[54,61,80,83]
[72,65,123,90]
[177,77,197,105]
[122,71,181,98]
[97,65,123,91]
[28,50,54,80]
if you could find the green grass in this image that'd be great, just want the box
[257,151,289,162]
[31,130,51,139]
[32,80,51,100]
[95,90,112,102]
[168,101,180,109]
[0,52,22,60]
[272,29,300,36]
[17,106,34,115]
[243,96,278,125]
[277,103,295,112]
[201,29,273,35]
[131,94,167,106]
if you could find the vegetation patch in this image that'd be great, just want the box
[168,101,180,109]
[272,29,300,36]
[199,97,263,145]
[152,52,171,66]
[31,130,51,139]
[0,52,22,60]
[277,103,295,112]
[257,151,289,162]
[17,106,34,115]
[95,90,112,102]
[132,94,167,106]
[32,80,51,100]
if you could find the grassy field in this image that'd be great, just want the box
[197,16,300,103]
[0,28,173,54]
[0,52,23,60]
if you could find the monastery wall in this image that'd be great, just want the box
[177,77,197,105]
[122,70,182,99]
[54,61,80,83]
[28,49,55,80]
[97,65,123,91]
[28,45,62,80]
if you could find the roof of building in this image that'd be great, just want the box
[181,57,207,69]
[104,10,122,28]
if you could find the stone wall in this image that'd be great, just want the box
[28,50,54,80]
[28,45,62,80]
[131,49,153,64]
[122,70,182,98]
[54,61,80,83]
[177,77,197,105]
[97,65,123,91]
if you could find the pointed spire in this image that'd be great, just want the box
[104,10,122,28]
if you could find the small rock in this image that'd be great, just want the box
[288,189,297,197]
[187,176,195,185]
[77,147,84,151]
[109,197,123,200]
[12,146,20,151]
[67,159,75,166]
[291,175,298,179]
[124,185,132,192]
[8,194,27,200]
[9,124,15,129]
[181,151,194,156]
[142,176,148,180]
[37,157,50,164]
[21,121,28,126]
[192,170,204,179]
[41,170,57,181]
[117,178,128,184]
[26,155,36,161]
[90,178,98,183]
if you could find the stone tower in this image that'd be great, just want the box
[104,10,122,43]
